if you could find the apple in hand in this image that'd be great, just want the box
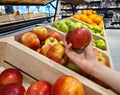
[44,37,58,45]
[20,32,40,50]
[26,80,52,95]
[47,43,65,64]
[0,83,26,95]
[51,75,85,95]
[0,68,23,86]
[47,31,61,41]
[32,26,48,41]
[66,28,91,49]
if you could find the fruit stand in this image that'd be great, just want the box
[0,0,118,94]
[0,29,117,94]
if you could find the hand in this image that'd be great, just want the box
[63,34,99,74]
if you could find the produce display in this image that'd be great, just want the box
[18,24,111,88]
[0,68,85,95]
[72,10,104,30]
[53,18,107,50]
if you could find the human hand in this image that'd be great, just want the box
[63,34,99,74]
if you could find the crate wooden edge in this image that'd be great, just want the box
[0,33,117,95]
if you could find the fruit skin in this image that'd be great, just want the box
[47,43,65,64]
[32,26,48,41]
[51,75,85,95]
[47,31,61,41]
[40,44,52,56]
[26,80,52,95]
[20,32,40,50]
[66,28,91,49]
[44,37,58,45]
[0,68,23,86]
[93,48,109,66]
[95,39,106,50]
[0,83,26,95]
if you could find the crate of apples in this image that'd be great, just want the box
[0,33,116,95]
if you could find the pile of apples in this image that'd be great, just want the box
[20,26,67,65]
[0,68,85,95]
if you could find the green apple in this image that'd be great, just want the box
[69,23,80,31]
[54,21,64,29]
[44,37,58,45]
[65,19,73,25]
[65,62,80,73]
[81,24,88,28]
[75,22,83,28]
[95,33,102,36]
[58,23,69,33]
[95,39,106,50]
[92,25,102,33]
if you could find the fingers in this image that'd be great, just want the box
[63,34,67,47]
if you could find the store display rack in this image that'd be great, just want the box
[0,0,55,5]
[0,0,59,36]
[60,1,120,29]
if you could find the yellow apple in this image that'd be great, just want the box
[44,37,58,45]
[32,26,48,41]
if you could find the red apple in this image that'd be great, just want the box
[66,28,91,49]
[48,31,61,41]
[47,43,65,64]
[0,83,26,95]
[51,75,85,95]
[44,37,58,45]
[0,68,23,86]
[40,44,52,56]
[20,32,40,50]
[32,26,48,41]
[26,80,52,95]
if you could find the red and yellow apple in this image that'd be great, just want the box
[51,75,85,95]
[0,83,26,95]
[93,48,109,67]
[66,28,91,49]
[26,80,52,95]
[0,68,23,86]
[40,44,52,56]
[47,43,65,64]
[47,31,61,41]
[44,37,58,45]
[20,32,40,50]
[32,26,48,41]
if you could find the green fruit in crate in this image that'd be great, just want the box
[81,25,88,29]
[59,23,69,33]
[54,21,69,33]
[54,21,64,29]
[69,23,80,31]
[95,39,106,50]
[65,62,80,73]
[95,33,102,36]
[92,25,102,33]
[75,22,83,27]
[65,19,74,26]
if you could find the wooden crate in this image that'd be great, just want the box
[0,25,117,95]
[0,0,52,5]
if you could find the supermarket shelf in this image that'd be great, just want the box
[0,16,53,35]
[61,7,120,11]
[0,0,56,6]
